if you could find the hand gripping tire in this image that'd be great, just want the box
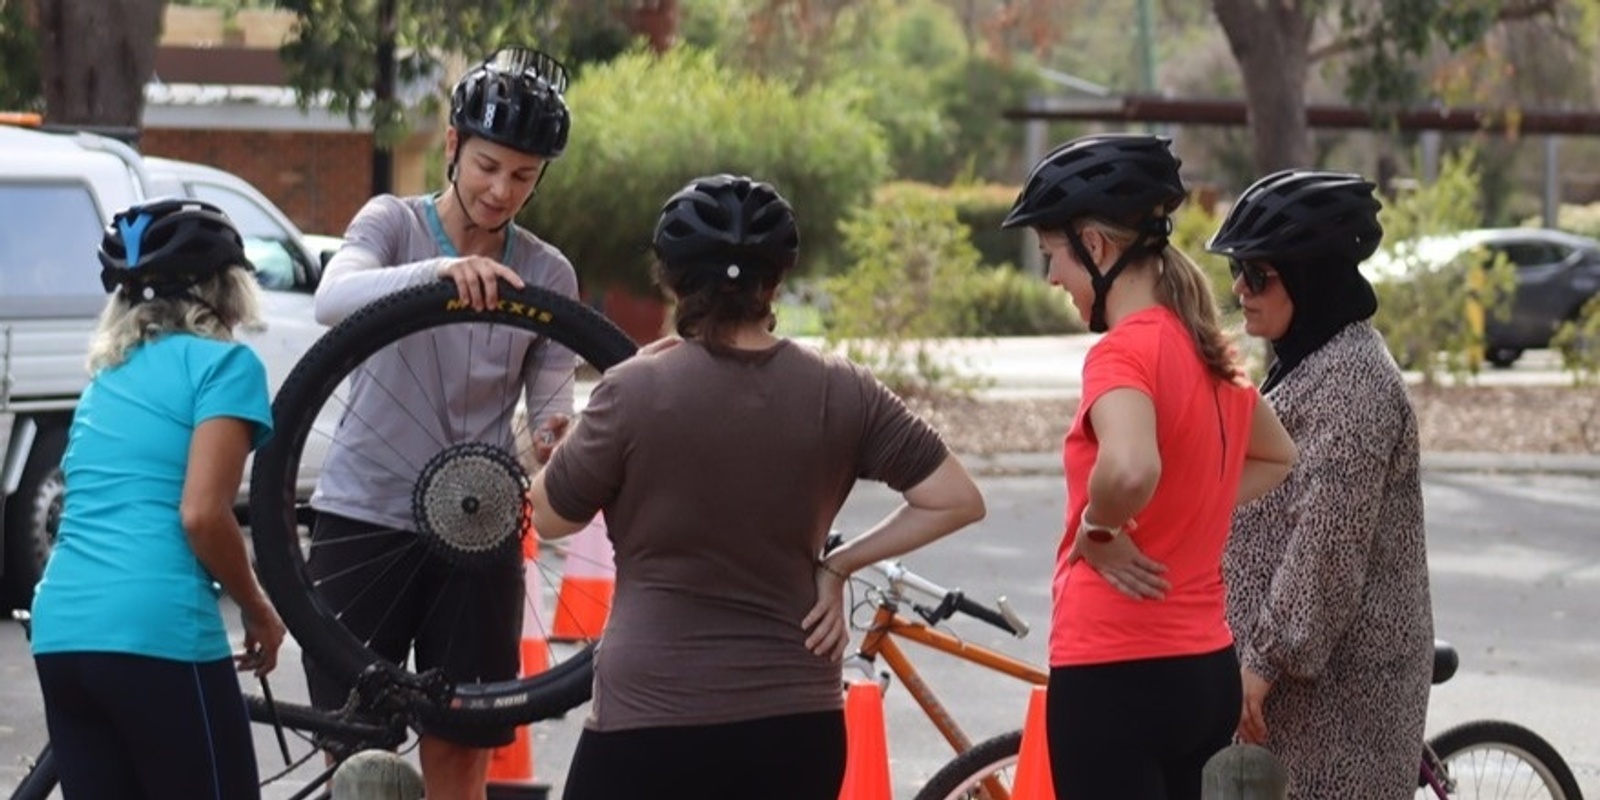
[913,730,1024,800]
[249,282,636,729]
[1425,719,1584,800]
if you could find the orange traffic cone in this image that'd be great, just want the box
[488,524,550,789]
[1009,686,1054,799]
[551,513,614,642]
[837,681,892,800]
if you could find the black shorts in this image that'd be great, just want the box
[301,511,523,747]
[1047,646,1241,800]
[563,710,847,800]
[36,652,259,800]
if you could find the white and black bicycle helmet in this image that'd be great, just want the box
[98,197,253,301]
[652,174,800,283]
[1207,170,1384,265]
[450,46,571,159]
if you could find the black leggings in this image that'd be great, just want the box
[35,652,260,800]
[1048,646,1240,800]
[562,710,846,800]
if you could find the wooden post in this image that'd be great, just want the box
[1202,744,1288,800]
[330,750,423,800]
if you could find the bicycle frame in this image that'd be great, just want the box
[856,606,1046,756]
[844,560,1045,800]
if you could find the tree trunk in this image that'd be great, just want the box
[370,0,396,196]
[1211,0,1314,173]
[32,0,165,129]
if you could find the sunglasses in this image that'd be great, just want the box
[1228,259,1276,294]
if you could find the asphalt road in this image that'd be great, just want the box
[2,468,1597,799]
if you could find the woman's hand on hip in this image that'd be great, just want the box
[802,566,850,662]
[1067,530,1168,600]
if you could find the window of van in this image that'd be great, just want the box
[185,182,308,292]
[0,181,106,317]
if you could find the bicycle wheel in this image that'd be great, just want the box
[1422,719,1584,800]
[250,281,637,729]
[913,730,1023,800]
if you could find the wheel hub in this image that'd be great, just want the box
[411,442,529,569]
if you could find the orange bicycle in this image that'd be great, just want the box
[835,543,1046,800]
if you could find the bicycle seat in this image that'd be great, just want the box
[1433,640,1459,685]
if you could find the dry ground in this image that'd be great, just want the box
[909,385,1600,458]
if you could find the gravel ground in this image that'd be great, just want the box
[909,385,1600,458]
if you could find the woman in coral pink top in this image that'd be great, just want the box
[1001,133,1297,800]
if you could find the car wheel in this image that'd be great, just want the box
[3,425,67,610]
[1486,347,1523,368]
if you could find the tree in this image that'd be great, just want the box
[1210,0,1561,174]
[278,0,674,194]
[0,0,41,110]
[29,0,166,128]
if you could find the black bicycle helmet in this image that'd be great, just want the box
[1001,133,1186,231]
[1207,170,1384,264]
[652,174,800,281]
[98,197,253,300]
[450,46,571,159]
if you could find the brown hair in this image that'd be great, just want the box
[651,261,781,344]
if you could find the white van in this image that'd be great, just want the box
[0,123,334,608]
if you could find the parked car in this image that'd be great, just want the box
[0,123,333,608]
[1369,228,1600,367]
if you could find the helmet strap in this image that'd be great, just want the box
[1066,229,1117,333]
[1069,227,1165,333]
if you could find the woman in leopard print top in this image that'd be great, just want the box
[1209,170,1434,800]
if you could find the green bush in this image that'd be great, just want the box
[1370,149,1515,385]
[823,188,987,395]
[1552,293,1600,385]
[874,181,1024,268]
[526,47,889,293]
[959,267,1084,336]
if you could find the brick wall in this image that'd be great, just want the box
[140,128,372,236]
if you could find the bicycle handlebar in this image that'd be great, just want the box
[863,560,1030,640]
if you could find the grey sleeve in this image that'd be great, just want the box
[315,196,451,325]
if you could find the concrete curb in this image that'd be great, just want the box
[961,450,1600,478]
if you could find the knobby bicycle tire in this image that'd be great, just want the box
[250,281,637,729]
[913,730,1024,800]
[1425,719,1584,800]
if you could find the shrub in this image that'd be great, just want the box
[1370,149,1515,385]
[526,47,889,293]
[823,188,988,395]
[874,181,1025,268]
[959,266,1083,336]
[1552,293,1600,385]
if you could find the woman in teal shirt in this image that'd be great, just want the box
[30,198,285,799]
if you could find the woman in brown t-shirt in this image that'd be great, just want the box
[531,174,986,800]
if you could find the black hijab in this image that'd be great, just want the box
[1261,258,1378,394]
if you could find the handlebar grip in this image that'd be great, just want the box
[953,593,1025,637]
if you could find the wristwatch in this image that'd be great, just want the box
[1079,510,1122,544]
